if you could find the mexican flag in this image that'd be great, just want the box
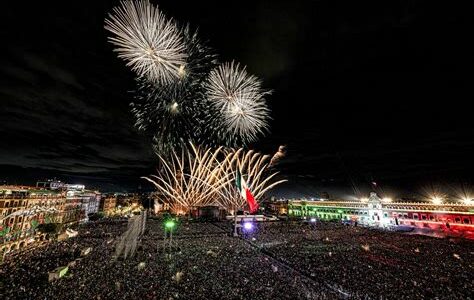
[235,168,259,213]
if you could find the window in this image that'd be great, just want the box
[454,217,461,223]
[421,215,427,220]
[413,214,419,220]
[463,218,470,224]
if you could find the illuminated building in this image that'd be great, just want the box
[0,186,68,255]
[1,182,102,256]
[67,190,101,222]
[99,196,117,216]
[277,192,474,238]
[115,193,141,207]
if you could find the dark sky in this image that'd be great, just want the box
[1,1,473,196]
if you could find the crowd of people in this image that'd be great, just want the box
[0,217,472,299]
[249,221,473,299]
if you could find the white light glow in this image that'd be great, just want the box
[431,196,443,205]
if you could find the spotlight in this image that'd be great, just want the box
[243,222,254,231]
[430,196,443,205]
[462,197,472,205]
[310,218,316,223]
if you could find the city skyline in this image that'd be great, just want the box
[1,1,473,194]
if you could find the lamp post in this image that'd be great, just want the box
[163,219,176,254]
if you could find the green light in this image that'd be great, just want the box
[165,220,176,229]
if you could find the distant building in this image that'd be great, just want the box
[99,196,117,216]
[115,193,140,207]
[268,192,474,238]
[1,182,102,257]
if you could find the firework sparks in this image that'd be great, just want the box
[205,61,271,146]
[217,148,287,210]
[143,144,286,213]
[131,79,214,155]
[104,0,187,84]
[143,144,232,211]
[179,24,218,82]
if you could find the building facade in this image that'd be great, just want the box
[0,186,66,255]
[99,196,117,216]
[269,192,474,238]
[1,183,101,257]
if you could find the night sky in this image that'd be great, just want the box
[1,1,473,197]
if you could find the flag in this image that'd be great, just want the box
[236,168,259,213]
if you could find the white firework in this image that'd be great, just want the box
[205,61,271,145]
[143,143,286,214]
[104,0,187,84]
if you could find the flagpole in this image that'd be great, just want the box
[233,204,239,237]
[234,162,240,237]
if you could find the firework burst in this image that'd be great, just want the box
[178,24,218,82]
[143,144,286,213]
[131,79,214,155]
[143,144,232,211]
[205,61,271,146]
[217,148,287,210]
[104,0,187,84]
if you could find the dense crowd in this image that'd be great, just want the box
[0,218,334,299]
[0,218,472,299]
[249,221,473,299]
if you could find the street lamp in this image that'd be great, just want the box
[162,219,177,254]
[165,220,176,230]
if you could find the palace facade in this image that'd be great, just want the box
[268,192,474,238]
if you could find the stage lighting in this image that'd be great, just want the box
[243,222,253,231]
